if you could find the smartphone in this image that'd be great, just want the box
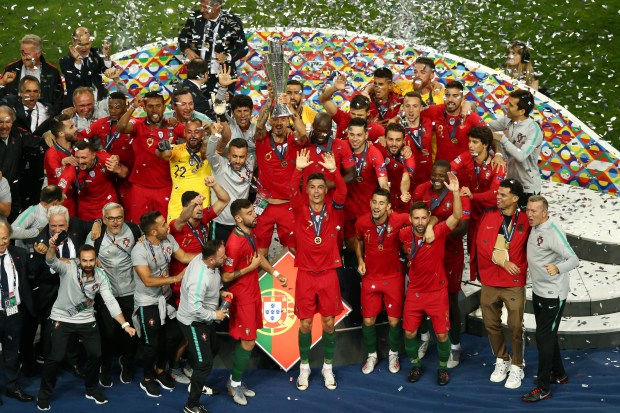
[55,230,69,245]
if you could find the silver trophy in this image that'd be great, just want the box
[264,38,292,118]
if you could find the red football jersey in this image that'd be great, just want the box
[255,131,304,200]
[58,151,119,221]
[399,221,451,292]
[451,151,506,220]
[169,207,218,276]
[376,144,415,213]
[332,108,385,143]
[302,136,354,190]
[424,104,486,163]
[346,144,387,216]
[79,117,134,168]
[128,118,184,188]
[290,168,347,271]
[355,212,410,277]
[367,92,403,123]
[44,144,77,215]
[223,228,261,305]
[413,181,471,224]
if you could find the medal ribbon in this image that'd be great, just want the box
[408,234,424,262]
[308,205,327,239]
[313,133,334,154]
[234,225,257,253]
[429,188,449,212]
[500,209,520,245]
[269,133,288,163]
[443,110,461,140]
[372,216,388,247]
[354,142,369,178]
[187,221,208,248]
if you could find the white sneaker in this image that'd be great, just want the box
[447,348,461,369]
[504,365,524,389]
[322,367,337,390]
[362,355,377,374]
[418,338,431,359]
[296,366,311,391]
[388,352,400,373]
[490,358,511,382]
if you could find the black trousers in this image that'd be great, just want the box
[533,293,566,392]
[96,294,137,371]
[38,320,101,400]
[180,322,218,407]
[136,305,182,379]
[212,222,234,243]
[1,310,23,392]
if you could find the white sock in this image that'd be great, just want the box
[323,362,332,371]
[230,376,241,387]
[451,343,461,350]
[368,352,378,358]
[389,350,398,356]
[421,332,430,342]
[300,362,310,370]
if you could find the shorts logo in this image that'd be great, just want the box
[245,328,250,337]
[201,332,207,342]
[148,318,155,327]
[55,321,61,329]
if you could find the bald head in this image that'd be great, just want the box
[313,112,332,130]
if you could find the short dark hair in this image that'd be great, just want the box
[499,179,524,200]
[307,173,327,184]
[348,117,368,131]
[410,201,430,215]
[109,91,126,101]
[385,123,405,138]
[181,191,201,207]
[172,88,192,105]
[468,125,493,148]
[350,94,370,111]
[19,75,40,93]
[74,140,95,152]
[403,91,423,103]
[186,58,209,80]
[509,89,535,116]
[202,239,224,260]
[433,159,451,171]
[0,217,12,237]
[287,79,304,88]
[78,244,97,258]
[40,185,64,204]
[139,211,163,234]
[49,114,71,137]
[445,80,464,92]
[144,91,164,103]
[229,138,249,150]
[374,67,393,81]
[415,57,435,70]
[230,199,253,219]
[230,94,253,112]
[372,188,391,203]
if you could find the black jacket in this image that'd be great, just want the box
[59,48,109,109]
[174,78,214,119]
[0,94,53,137]
[0,55,64,116]
[28,218,91,312]
[178,9,248,74]
[6,245,35,317]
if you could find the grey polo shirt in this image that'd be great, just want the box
[132,235,179,307]
[86,224,137,297]
[177,255,223,325]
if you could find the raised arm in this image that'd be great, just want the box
[444,172,462,230]
[116,95,143,134]
[318,73,347,117]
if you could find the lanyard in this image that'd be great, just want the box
[354,142,369,178]
[74,156,98,193]
[145,240,170,275]
[0,253,18,296]
[74,261,94,302]
[429,188,449,212]
[473,153,490,190]
[371,93,389,120]
[234,226,257,253]
[500,209,520,245]
[308,205,327,238]
[372,216,388,247]
[408,233,424,262]
[443,110,461,140]
[313,134,333,154]
[404,123,423,150]
[187,144,203,167]
[269,133,288,162]
[187,221,208,248]
[105,231,132,256]
[105,120,120,151]
[230,163,265,194]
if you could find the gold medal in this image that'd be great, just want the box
[356,176,364,182]
[505,241,510,250]
[314,237,322,244]
[378,244,384,251]
[265,152,272,161]
[451,137,459,144]
[146,138,154,148]
[281,160,288,167]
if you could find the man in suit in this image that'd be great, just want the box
[174,58,211,117]
[1,76,52,137]
[28,205,92,377]
[0,217,35,405]
[0,34,64,117]
[59,27,112,109]
[0,105,44,221]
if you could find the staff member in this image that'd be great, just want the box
[0,218,35,405]
[521,195,579,402]
[177,240,231,413]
